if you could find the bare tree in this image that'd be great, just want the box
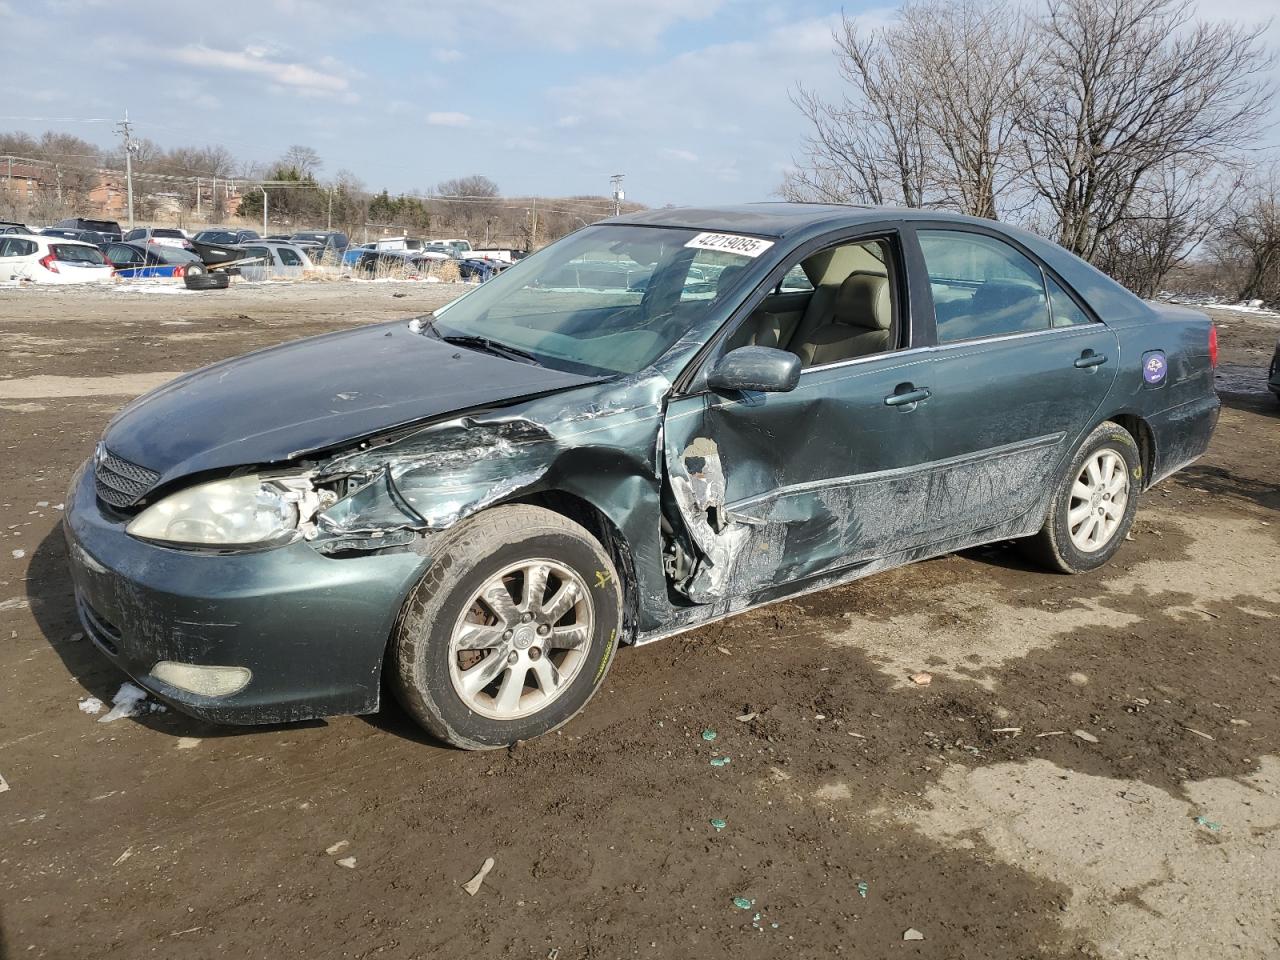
[1095,161,1240,297]
[434,175,501,237]
[783,1,1031,218]
[1217,165,1280,305]
[1018,0,1274,261]
[282,145,323,177]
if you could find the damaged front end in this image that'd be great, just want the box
[300,415,560,555]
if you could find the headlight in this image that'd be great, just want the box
[126,475,300,547]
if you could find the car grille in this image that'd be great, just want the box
[94,448,160,508]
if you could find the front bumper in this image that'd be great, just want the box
[63,461,430,724]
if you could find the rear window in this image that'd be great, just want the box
[278,246,304,266]
[52,244,106,265]
[196,231,236,244]
[152,229,186,239]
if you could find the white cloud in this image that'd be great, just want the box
[168,45,351,97]
[555,114,583,129]
[432,48,465,63]
[660,148,699,163]
[486,0,728,50]
[427,112,473,128]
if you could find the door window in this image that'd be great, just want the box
[919,231,1051,342]
[0,238,35,257]
[278,246,303,266]
[106,244,141,264]
[1047,275,1093,326]
[724,237,898,365]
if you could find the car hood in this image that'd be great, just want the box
[102,321,601,483]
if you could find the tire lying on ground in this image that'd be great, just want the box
[391,504,623,749]
[1023,420,1141,574]
[183,265,230,290]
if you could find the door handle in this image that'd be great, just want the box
[1074,351,1108,368]
[884,385,932,407]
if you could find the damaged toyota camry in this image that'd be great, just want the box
[65,204,1220,748]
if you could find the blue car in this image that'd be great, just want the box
[104,241,203,279]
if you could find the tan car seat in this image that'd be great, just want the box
[796,272,892,366]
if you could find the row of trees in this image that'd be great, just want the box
[0,131,624,247]
[784,0,1278,301]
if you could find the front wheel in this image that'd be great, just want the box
[1024,421,1140,574]
[391,505,623,749]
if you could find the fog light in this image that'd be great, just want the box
[150,661,251,697]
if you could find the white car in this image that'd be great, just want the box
[236,241,315,281]
[122,227,192,250]
[0,234,114,284]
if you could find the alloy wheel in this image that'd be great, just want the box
[447,560,594,720]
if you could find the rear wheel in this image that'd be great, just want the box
[1024,421,1140,574]
[391,505,623,749]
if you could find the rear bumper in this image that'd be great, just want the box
[63,460,429,724]
[1149,393,1221,485]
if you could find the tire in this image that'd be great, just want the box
[1024,420,1141,574]
[391,505,623,749]
[184,267,230,290]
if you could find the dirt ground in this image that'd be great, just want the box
[1,280,1277,960]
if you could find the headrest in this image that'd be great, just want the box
[716,264,746,297]
[833,272,891,330]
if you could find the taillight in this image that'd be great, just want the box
[173,265,186,278]
[1209,325,1219,368]
[38,253,59,273]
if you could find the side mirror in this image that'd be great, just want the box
[707,346,801,394]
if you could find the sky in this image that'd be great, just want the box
[1,0,1276,208]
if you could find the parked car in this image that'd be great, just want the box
[1,220,33,235]
[52,217,123,242]
[194,228,260,245]
[235,241,314,280]
[40,228,110,250]
[122,227,192,250]
[0,234,113,284]
[347,248,438,279]
[430,238,473,258]
[1269,337,1280,402]
[64,205,1220,748]
[289,231,350,258]
[103,241,203,279]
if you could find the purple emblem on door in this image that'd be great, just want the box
[1142,351,1167,384]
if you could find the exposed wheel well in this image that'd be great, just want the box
[513,490,640,645]
[1110,414,1156,489]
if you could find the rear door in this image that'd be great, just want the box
[0,237,37,280]
[913,227,1119,541]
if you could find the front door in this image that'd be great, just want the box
[662,232,938,604]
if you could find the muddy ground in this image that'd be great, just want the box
[0,281,1277,959]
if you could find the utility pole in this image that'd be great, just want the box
[260,186,269,235]
[116,109,138,230]
[196,177,201,219]
[327,187,333,231]
[610,173,625,217]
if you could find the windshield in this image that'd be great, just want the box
[155,246,200,264]
[429,225,767,375]
[196,231,236,243]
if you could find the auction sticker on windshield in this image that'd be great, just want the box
[685,232,775,258]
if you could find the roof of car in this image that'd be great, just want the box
[613,202,1008,238]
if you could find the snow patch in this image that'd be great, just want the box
[78,696,104,715]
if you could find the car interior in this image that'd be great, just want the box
[724,238,898,367]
